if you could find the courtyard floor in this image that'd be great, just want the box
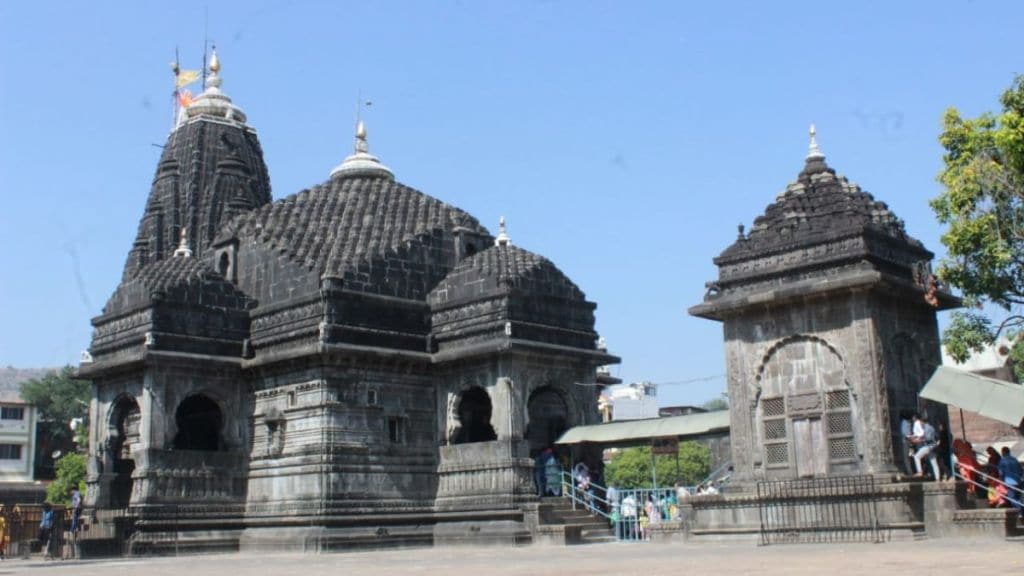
[3,539,1022,576]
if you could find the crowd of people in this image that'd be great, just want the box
[900,410,1023,519]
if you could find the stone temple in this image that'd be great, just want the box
[78,50,617,551]
[690,127,957,484]
[681,128,961,541]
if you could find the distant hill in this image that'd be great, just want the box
[0,366,60,403]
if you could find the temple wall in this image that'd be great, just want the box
[246,364,438,516]
[722,290,885,482]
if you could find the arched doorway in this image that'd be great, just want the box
[173,394,223,451]
[527,387,568,456]
[452,387,497,444]
[109,397,140,508]
[756,336,858,478]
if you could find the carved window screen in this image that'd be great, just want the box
[825,390,856,463]
[761,396,789,468]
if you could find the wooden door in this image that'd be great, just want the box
[793,418,828,478]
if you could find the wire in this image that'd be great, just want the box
[574,374,725,387]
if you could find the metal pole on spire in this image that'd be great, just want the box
[201,7,209,92]
[171,46,181,130]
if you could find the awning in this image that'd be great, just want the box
[921,366,1024,427]
[555,410,731,446]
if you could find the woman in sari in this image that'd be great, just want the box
[952,439,980,494]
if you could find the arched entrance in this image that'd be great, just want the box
[452,387,497,444]
[109,397,140,508]
[527,387,569,456]
[173,394,223,451]
[756,336,858,478]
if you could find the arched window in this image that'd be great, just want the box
[218,251,230,278]
[453,387,497,444]
[173,394,223,451]
[527,386,568,455]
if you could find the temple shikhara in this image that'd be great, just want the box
[79,49,617,552]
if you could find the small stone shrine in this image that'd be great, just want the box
[78,50,616,552]
[683,128,959,541]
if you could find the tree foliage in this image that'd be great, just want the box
[931,75,1024,380]
[46,452,86,505]
[700,396,729,412]
[19,365,90,443]
[604,441,710,489]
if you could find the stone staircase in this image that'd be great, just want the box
[536,497,616,545]
[951,484,1024,540]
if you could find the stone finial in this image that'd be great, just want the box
[356,120,368,153]
[807,123,825,160]
[329,119,394,180]
[209,46,221,74]
[173,227,193,258]
[494,216,511,247]
[184,46,248,124]
[737,223,746,239]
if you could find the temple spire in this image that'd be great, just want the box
[494,216,511,247]
[807,123,825,160]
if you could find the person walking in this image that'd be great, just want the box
[38,503,55,560]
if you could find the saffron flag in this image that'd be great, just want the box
[178,89,194,108]
[175,69,201,89]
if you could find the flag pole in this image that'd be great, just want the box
[171,47,181,131]
[201,7,209,92]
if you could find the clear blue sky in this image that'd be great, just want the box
[1,1,1021,407]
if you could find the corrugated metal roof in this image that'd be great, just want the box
[921,366,1024,427]
[555,410,731,445]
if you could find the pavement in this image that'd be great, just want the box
[2,539,1022,576]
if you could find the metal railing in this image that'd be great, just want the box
[0,504,74,559]
[757,475,884,545]
[953,457,1024,512]
[558,470,703,542]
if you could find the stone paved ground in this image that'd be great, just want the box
[3,540,1022,576]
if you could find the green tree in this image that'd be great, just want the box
[19,365,90,444]
[604,441,710,489]
[931,75,1024,381]
[700,396,729,412]
[46,452,86,505]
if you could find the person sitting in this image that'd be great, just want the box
[911,415,940,480]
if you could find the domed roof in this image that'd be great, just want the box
[715,129,925,266]
[104,254,252,314]
[428,242,585,306]
[222,175,489,300]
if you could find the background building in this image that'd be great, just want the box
[0,367,40,483]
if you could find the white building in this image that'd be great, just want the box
[0,369,40,482]
[606,381,659,421]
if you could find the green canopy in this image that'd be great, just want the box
[921,366,1024,427]
[555,410,730,446]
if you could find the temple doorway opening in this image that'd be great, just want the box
[453,387,497,444]
[110,397,140,508]
[527,387,568,456]
[173,394,223,451]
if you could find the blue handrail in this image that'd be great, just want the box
[953,457,1024,511]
